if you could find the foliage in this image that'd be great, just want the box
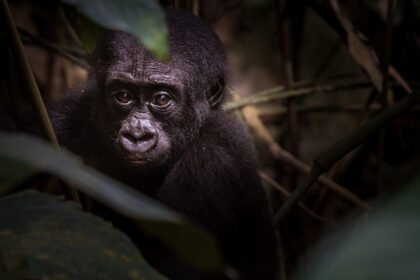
[295,175,420,280]
[0,191,166,280]
[61,0,170,60]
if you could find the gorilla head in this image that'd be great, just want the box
[83,9,229,173]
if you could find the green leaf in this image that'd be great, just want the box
[295,175,420,280]
[61,0,170,60]
[0,159,37,195]
[0,132,224,271]
[61,4,105,53]
[0,190,166,280]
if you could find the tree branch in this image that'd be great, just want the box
[241,106,370,210]
[274,91,420,226]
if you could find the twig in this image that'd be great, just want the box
[225,82,371,111]
[241,106,370,210]
[279,16,299,188]
[376,0,396,190]
[18,27,88,69]
[274,91,420,226]
[234,72,364,101]
[226,79,418,113]
[355,89,376,128]
[256,103,381,119]
[0,0,80,202]
[381,0,395,102]
[1,0,58,145]
[260,172,336,227]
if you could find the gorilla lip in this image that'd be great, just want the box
[130,159,148,164]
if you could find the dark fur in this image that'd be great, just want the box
[52,8,279,280]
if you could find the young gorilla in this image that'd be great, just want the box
[53,8,279,280]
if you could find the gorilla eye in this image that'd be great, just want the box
[152,93,171,106]
[114,91,133,105]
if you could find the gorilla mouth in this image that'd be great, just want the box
[125,154,152,165]
[130,159,148,164]
[124,152,166,167]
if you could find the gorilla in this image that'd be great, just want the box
[51,8,279,280]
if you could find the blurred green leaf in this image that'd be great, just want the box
[61,4,105,53]
[0,190,166,280]
[0,132,223,271]
[0,159,37,195]
[61,0,170,60]
[295,175,420,280]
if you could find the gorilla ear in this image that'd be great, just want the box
[207,80,225,108]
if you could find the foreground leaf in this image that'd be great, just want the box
[295,175,420,280]
[0,190,166,279]
[0,132,223,271]
[61,4,105,53]
[61,0,170,60]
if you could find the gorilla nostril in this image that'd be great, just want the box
[139,133,154,142]
[122,131,155,143]
[122,131,137,143]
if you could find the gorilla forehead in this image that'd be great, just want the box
[104,44,187,87]
[92,8,228,87]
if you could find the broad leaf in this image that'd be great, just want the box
[0,191,166,280]
[295,175,420,280]
[61,4,105,53]
[61,0,170,60]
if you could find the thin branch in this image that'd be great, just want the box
[1,0,58,145]
[233,72,364,101]
[274,91,420,226]
[225,82,371,111]
[226,79,419,112]
[279,15,300,190]
[256,103,381,119]
[241,106,370,210]
[381,0,396,101]
[0,0,80,202]
[260,172,336,227]
[18,27,88,69]
[376,0,396,190]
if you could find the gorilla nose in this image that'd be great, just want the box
[123,131,154,143]
[120,130,158,153]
